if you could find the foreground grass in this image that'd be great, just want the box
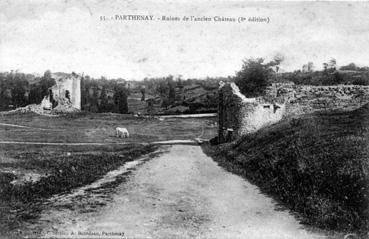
[203,104,369,234]
[0,143,158,233]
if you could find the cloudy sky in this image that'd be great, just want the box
[0,0,368,80]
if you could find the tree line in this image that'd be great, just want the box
[234,58,369,97]
[0,71,129,113]
[284,60,369,86]
[0,71,56,111]
[81,76,129,113]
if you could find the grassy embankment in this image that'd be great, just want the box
[0,112,217,233]
[203,104,369,233]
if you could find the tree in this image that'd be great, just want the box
[177,77,183,88]
[302,64,308,73]
[161,98,171,109]
[0,74,13,110]
[90,87,99,112]
[0,78,4,109]
[333,71,343,84]
[339,63,357,71]
[113,84,128,114]
[329,58,337,70]
[81,77,90,110]
[28,81,42,104]
[12,75,28,107]
[323,63,329,74]
[168,81,176,104]
[43,70,52,80]
[140,87,146,101]
[99,86,109,112]
[156,81,168,97]
[234,57,281,97]
[39,74,56,99]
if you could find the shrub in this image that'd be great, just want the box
[235,58,281,97]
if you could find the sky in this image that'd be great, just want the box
[0,0,369,80]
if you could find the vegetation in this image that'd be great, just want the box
[140,75,226,97]
[0,143,157,232]
[0,71,130,113]
[128,75,222,114]
[0,144,157,202]
[234,57,282,97]
[339,62,369,72]
[279,60,369,86]
[204,104,369,233]
[2,60,367,115]
[0,71,223,114]
[80,76,129,113]
[278,70,369,86]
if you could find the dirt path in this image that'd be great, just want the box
[0,122,49,130]
[30,145,333,239]
[159,113,217,118]
[0,140,198,146]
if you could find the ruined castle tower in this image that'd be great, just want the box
[50,72,81,110]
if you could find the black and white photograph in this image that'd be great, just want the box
[0,0,369,238]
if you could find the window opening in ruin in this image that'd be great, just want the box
[226,128,234,142]
[273,103,281,113]
[48,89,53,101]
[65,90,71,101]
[48,89,57,108]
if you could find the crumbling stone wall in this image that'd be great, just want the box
[275,84,369,116]
[50,73,81,110]
[218,82,369,143]
[218,83,285,143]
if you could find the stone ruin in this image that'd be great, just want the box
[218,82,285,143]
[4,73,81,115]
[46,72,81,112]
[218,82,369,143]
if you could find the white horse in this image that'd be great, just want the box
[116,127,129,138]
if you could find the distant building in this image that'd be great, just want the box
[126,81,140,90]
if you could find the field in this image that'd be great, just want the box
[0,112,217,143]
[203,104,369,234]
[0,112,217,234]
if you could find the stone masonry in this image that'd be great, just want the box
[218,82,369,143]
[50,73,81,110]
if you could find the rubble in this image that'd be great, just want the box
[1,104,49,115]
[41,95,52,110]
[2,72,81,116]
[51,101,80,113]
[2,101,79,116]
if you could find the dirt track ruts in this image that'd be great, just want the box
[34,145,332,239]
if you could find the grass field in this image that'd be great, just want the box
[0,112,217,143]
[203,104,369,234]
[0,111,217,234]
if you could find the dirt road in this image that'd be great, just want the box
[0,139,197,146]
[21,145,332,239]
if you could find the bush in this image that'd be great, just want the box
[352,77,369,86]
[235,58,281,97]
